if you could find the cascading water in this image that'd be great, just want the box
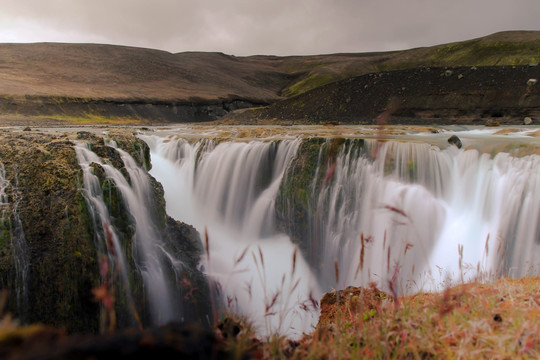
[0,164,29,320]
[302,139,540,293]
[144,136,321,338]
[142,130,539,337]
[75,141,184,327]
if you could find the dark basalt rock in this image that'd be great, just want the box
[447,135,463,149]
[226,65,540,125]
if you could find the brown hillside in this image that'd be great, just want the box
[0,43,292,102]
[0,31,539,124]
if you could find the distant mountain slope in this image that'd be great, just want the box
[0,31,539,124]
[0,43,291,102]
[276,31,540,97]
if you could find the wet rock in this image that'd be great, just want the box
[23,127,31,132]
[0,132,100,332]
[92,144,124,170]
[447,135,463,149]
[0,131,210,333]
[89,162,106,183]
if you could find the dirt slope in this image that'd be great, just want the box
[225,65,540,125]
[0,31,539,124]
[0,43,290,102]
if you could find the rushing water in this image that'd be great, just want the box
[1,125,536,337]
[143,137,320,337]
[141,127,540,337]
[75,142,184,327]
[303,140,540,292]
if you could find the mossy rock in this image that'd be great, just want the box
[91,145,124,170]
[80,132,210,327]
[0,130,210,332]
[275,137,365,266]
[0,132,100,332]
[106,133,152,170]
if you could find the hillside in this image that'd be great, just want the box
[225,65,540,125]
[0,43,290,102]
[279,30,540,97]
[0,31,539,124]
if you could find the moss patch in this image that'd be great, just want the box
[282,73,337,97]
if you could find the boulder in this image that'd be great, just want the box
[447,135,463,149]
[523,117,533,125]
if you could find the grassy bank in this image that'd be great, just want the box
[221,276,539,359]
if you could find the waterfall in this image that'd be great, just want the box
[142,131,539,336]
[75,142,183,327]
[144,136,321,338]
[303,139,540,292]
[0,164,29,319]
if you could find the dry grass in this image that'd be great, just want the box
[43,114,144,125]
[222,276,539,359]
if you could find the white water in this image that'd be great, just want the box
[142,131,539,337]
[311,140,540,292]
[144,136,321,338]
[75,142,182,326]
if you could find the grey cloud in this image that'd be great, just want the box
[1,0,539,55]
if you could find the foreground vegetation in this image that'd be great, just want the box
[1,276,537,358]
[222,276,539,359]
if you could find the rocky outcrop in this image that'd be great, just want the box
[275,138,365,270]
[447,135,463,149]
[0,129,209,332]
[0,131,99,331]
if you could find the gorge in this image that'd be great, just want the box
[0,125,538,339]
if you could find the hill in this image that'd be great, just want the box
[225,65,540,125]
[0,31,539,124]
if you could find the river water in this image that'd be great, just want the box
[135,124,539,337]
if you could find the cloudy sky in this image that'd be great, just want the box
[1,0,539,56]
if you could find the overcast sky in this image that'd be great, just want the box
[1,0,539,56]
